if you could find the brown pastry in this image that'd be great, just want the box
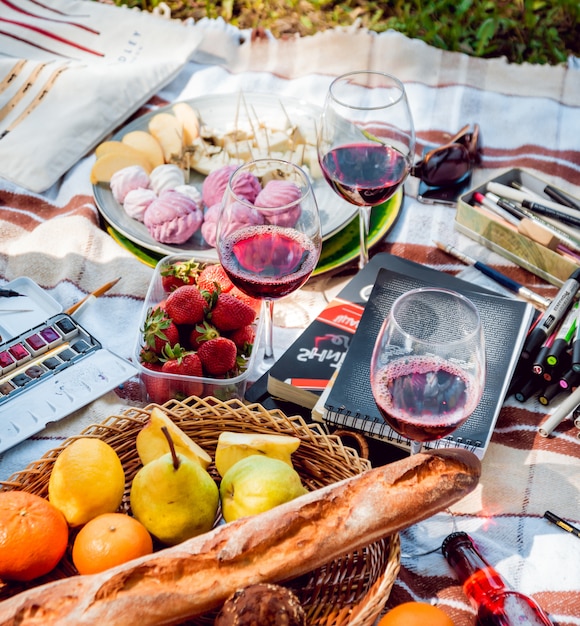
[214,583,306,626]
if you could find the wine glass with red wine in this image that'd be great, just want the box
[370,288,486,557]
[371,288,485,455]
[216,158,322,365]
[317,71,415,269]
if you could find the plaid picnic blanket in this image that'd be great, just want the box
[0,8,579,625]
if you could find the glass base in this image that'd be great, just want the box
[399,510,459,559]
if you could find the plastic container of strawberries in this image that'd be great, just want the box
[133,254,262,404]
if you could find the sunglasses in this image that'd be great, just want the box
[410,124,481,187]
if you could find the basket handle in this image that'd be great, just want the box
[333,430,370,460]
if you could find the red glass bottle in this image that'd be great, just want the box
[442,532,554,626]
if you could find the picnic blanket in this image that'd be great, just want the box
[1,7,579,625]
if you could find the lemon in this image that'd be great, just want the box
[48,438,125,527]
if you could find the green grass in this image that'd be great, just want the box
[104,0,579,65]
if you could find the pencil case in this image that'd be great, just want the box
[455,168,580,287]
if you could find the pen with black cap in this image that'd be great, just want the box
[544,510,580,539]
[544,185,580,212]
[521,268,580,360]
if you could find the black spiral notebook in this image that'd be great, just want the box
[315,259,535,459]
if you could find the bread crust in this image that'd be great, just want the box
[0,448,480,626]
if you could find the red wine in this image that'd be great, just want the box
[218,225,319,299]
[372,356,478,442]
[320,142,408,206]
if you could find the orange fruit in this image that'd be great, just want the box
[72,513,153,575]
[0,490,69,581]
[378,601,455,626]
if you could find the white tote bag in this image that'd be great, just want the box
[0,0,203,192]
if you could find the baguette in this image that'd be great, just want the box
[0,448,480,626]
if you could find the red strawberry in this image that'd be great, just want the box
[229,325,256,353]
[141,361,168,404]
[165,284,207,325]
[160,259,201,292]
[209,293,256,332]
[160,344,205,398]
[229,287,262,313]
[161,344,204,377]
[189,320,220,348]
[198,337,237,376]
[197,264,234,295]
[141,307,180,355]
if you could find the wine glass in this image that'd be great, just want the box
[317,70,415,269]
[216,158,322,365]
[370,288,486,456]
[370,288,486,557]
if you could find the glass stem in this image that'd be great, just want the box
[410,440,423,455]
[358,206,371,269]
[263,299,275,360]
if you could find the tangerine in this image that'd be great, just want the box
[0,490,69,581]
[378,601,455,626]
[72,513,153,575]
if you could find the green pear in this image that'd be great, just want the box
[220,455,308,523]
[130,427,219,545]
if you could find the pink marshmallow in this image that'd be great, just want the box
[144,189,203,244]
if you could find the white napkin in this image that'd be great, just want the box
[0,0,203,192]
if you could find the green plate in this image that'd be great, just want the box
[106,188,403,274]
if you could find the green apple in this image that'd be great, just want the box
[220,456,308,523]
[214,431,301,477]
[130,431,219,545]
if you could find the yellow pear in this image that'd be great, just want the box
[136,407,211,469]
[130,428,219,545]
[220,456,307,523]
[214,431,301,477]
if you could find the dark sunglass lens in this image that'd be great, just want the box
[422,145,470,186]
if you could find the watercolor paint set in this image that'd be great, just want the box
[0,277,136,454]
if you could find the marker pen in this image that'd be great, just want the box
[538,384,580,437]
[523,199,580,229]
[544,185,580,212]
[521,269,580,360]
[544,510,580,540]
[572,303,580,373]
[532,331,556,376]
[546,302,577,367]
[538,381,564,406]
[513,377,539,403]
[559,368,580,390]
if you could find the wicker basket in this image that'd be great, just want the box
[0,396,400,625]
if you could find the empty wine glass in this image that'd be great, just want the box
[370,288,486,455]
[216,158,322,365]
[317,70,415,269]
